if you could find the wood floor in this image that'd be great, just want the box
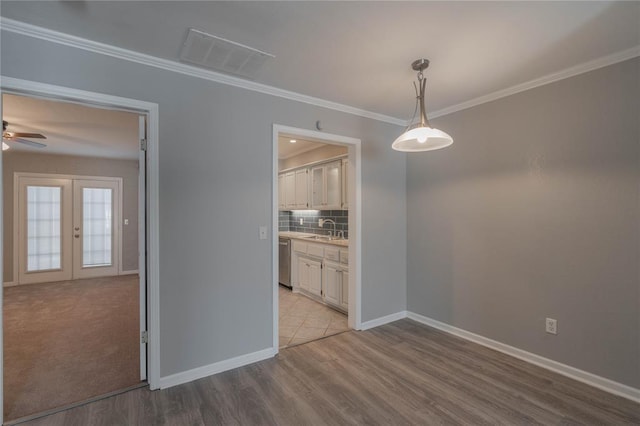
[19,319,640,425]
[3,275,140,423]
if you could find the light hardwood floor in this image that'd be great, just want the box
[18,319,640,425]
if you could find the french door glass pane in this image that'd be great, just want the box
[83,187,113,267]
[27,186,62,271]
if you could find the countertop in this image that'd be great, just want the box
[279,231,349,247]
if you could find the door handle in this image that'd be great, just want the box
[74,234,80,238]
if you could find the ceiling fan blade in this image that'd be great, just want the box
[12,138,47,148]
[8,132,47,139]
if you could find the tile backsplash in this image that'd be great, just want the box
[279,210,348,238]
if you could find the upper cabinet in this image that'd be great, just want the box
[281,169,309,210]
[311,160,342,210]
[279,156,348,211]
[341,159,349,210]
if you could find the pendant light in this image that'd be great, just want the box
[392,59,453,152]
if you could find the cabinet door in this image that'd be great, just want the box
[323,262,341,307]
[284,172,296,209]
[341,159,349,210]
[341,269,349,311]
[278,174,285,210]
[308,259,322,297]
[311,166,325,209]
[294,169,309,209]
[325,161,342,209]
[297,257,309,291]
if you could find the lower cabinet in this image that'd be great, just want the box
[323,260,349,312]
[341,269,349,311]
[292,240,349,313]
[297,256,322,297]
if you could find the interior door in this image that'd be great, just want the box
[17,177,73,284]
[72,179,120,279]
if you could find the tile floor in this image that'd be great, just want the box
[279,286,349,348]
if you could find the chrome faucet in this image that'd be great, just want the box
[319,218,337,238]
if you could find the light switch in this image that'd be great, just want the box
[259,226,268,240]
[124,219,129,225]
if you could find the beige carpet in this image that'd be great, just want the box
[3,275,140,422]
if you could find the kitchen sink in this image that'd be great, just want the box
[301,235,344,242]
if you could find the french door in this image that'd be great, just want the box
[17,175,121,284]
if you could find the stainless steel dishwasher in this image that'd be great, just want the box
[278,237,291,288]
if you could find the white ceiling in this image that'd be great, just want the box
[1,1,638,120]
[2,94,139,159]
[278,135,327,160]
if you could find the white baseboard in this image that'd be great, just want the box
[360,311,407,330]
[119,269,139,276]
[159,347,277,389]
[406,311,640,404]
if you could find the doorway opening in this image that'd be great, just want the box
[1,90,153,423]
[272,125,361,352]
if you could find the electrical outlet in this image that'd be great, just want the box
[259,226,267,240]
[545,318,557,335]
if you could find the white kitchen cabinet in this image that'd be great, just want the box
[341,269,349,311]
[323,262,341,307]
[311,160,342,210]
[278,173,285,210]
[284,171,296,209]
[341,159,349,210]
[297,255,322,297]
[281,169,309,209]
[294,168,309,209]
[323,259,349,312]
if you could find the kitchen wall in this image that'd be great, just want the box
[279,210,348,238]
[3,151,139,283]
[0,29,407,378]
[407,58,639,388]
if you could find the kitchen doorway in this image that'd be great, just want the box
[0,86,158,423]
[272,124,361,352]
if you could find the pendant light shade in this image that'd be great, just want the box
[392,59,453,152]
[391,126,453,152]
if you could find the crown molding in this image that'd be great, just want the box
[0,17,406,126]
[2,17,638,126]
[428,45,640,120]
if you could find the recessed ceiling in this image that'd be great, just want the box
[1,2,638,119]
[2,94,139,160]
[278,135,329,160]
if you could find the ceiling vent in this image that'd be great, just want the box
[180,29,274,79]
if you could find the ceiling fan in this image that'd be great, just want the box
[2,120,47,150]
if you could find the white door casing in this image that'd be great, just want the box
[0,78,161,423]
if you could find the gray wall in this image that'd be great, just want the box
[407,58,639,388]
[0,30,407,377]
[3,152,139,282]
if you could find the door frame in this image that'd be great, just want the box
[0,77,161,421]
[272,124,362,353]
[13,173,124,284]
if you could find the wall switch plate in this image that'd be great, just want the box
[124,219,129,225]
[545,318,557,335]
[299,218,303,225]
[259,226,267,240]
